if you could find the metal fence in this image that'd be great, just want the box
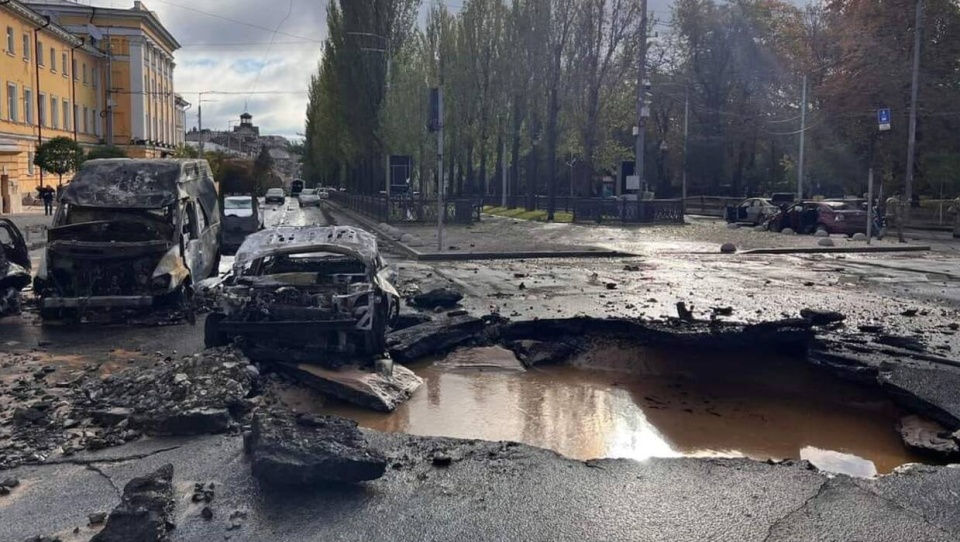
[571,199,685,224]
[328,192,481,224]
[481,195,577,213]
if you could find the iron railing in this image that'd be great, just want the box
[328,192,481,224]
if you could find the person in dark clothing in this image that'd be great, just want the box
[39,186,54,216]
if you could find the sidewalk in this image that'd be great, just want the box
[3,209,54,250]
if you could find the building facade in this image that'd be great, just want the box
[0,0,104,213]
[25,0,181,158]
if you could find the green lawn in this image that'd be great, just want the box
[482,206,574,223]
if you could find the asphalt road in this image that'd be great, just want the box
[4,202,960,541]
[3,433,960,542]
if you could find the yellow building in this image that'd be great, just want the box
[25,0,182,159]
[0,0,103,212]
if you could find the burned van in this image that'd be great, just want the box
[205,226,399,362]
[34,159,221,319]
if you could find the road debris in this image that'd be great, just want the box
[277,362,422,412]
[411,287,464,309]
[897,415,960,459]
[246,410,386,485]
[90,463,176,542]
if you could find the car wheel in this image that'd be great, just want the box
[204,312,229,348]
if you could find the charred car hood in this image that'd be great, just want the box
[234,226,380,270]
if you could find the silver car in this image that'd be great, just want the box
[298,188,321,207]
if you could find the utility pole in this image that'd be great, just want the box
[198,104,203,153]
[905,0,924,218]
[797,74,807,201]
[105,36,114,145]
[501,138,507,207]
[635,0,648,210]
[682,87,689,210]
[437,85,444,252]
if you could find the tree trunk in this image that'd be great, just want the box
[494,132,503,198]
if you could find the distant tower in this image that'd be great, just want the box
[234,112,260,138]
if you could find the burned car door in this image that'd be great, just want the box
[181,201,206,282]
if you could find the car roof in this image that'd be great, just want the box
[234,226,379,268]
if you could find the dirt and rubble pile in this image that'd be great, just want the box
[90,463,176,542]
[77,346,258,436]
[245,409,386,485]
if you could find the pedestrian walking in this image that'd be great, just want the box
[950,195,960,239]
[39,185,55,216]
[880,192,906,243]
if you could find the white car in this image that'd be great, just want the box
[298,188,321,207]
[317,188,331,199]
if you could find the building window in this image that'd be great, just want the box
[72,59,78,80]
[22,34,30,61]
[93,108,100,136]
[6,84,16,122]
[50,47,56,72]
[5,27,13,55]
[73,104,78,131]
[38,93,46,126]
[82,63,88,85]
[24,89,33,124]
[36,39,43,66]
[27,152,35,176]
[51,96,59,129]
[62,52,68,77]
[92,68,99,89]
[83,106,88,134]
[63,99,70,130]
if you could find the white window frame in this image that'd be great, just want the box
[5,27,14,56]
[82,62,88,85]
[36,39,43,66]
[63,99,70,130]
[62,52,68,78]
[27,152,35,176]
[24,88,33,124]
[50,47,56,72]
[51,96,59,129]
[6,83,17,122]
[38,92,46,127]
[83,106,89,134]
[22,33,30,61]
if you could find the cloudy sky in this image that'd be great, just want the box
[72,0,802,140]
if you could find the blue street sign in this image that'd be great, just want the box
[878,108,891,131]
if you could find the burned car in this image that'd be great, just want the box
[0,219,31,318]
[33,159,222,320]
[205,226,399,362]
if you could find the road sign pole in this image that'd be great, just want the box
[867,168,874,245]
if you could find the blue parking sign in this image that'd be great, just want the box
[878,108,891,131]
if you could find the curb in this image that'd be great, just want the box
[326,201,634,261]
[739,245,932,255]
[413,249,633,262]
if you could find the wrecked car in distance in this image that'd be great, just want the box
[0,219,32,318]
[33,159,222,320]
[205,226,399,364]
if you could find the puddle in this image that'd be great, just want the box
[323,344,927,477]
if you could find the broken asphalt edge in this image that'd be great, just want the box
[739,245,932,255]
[325,201,633,261]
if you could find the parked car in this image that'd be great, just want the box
[0,218,31,318]
[766,201,868,235]
[726,197,779,226]
[298,188,321,207]
[204,226,400,363]
[290,179,304,197]
[222,196,263,254]
[265,188,285,204]
[33,159,222,320]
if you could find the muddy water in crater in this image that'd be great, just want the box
[323,343,924,477]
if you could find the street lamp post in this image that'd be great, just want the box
[196,91,218,153]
